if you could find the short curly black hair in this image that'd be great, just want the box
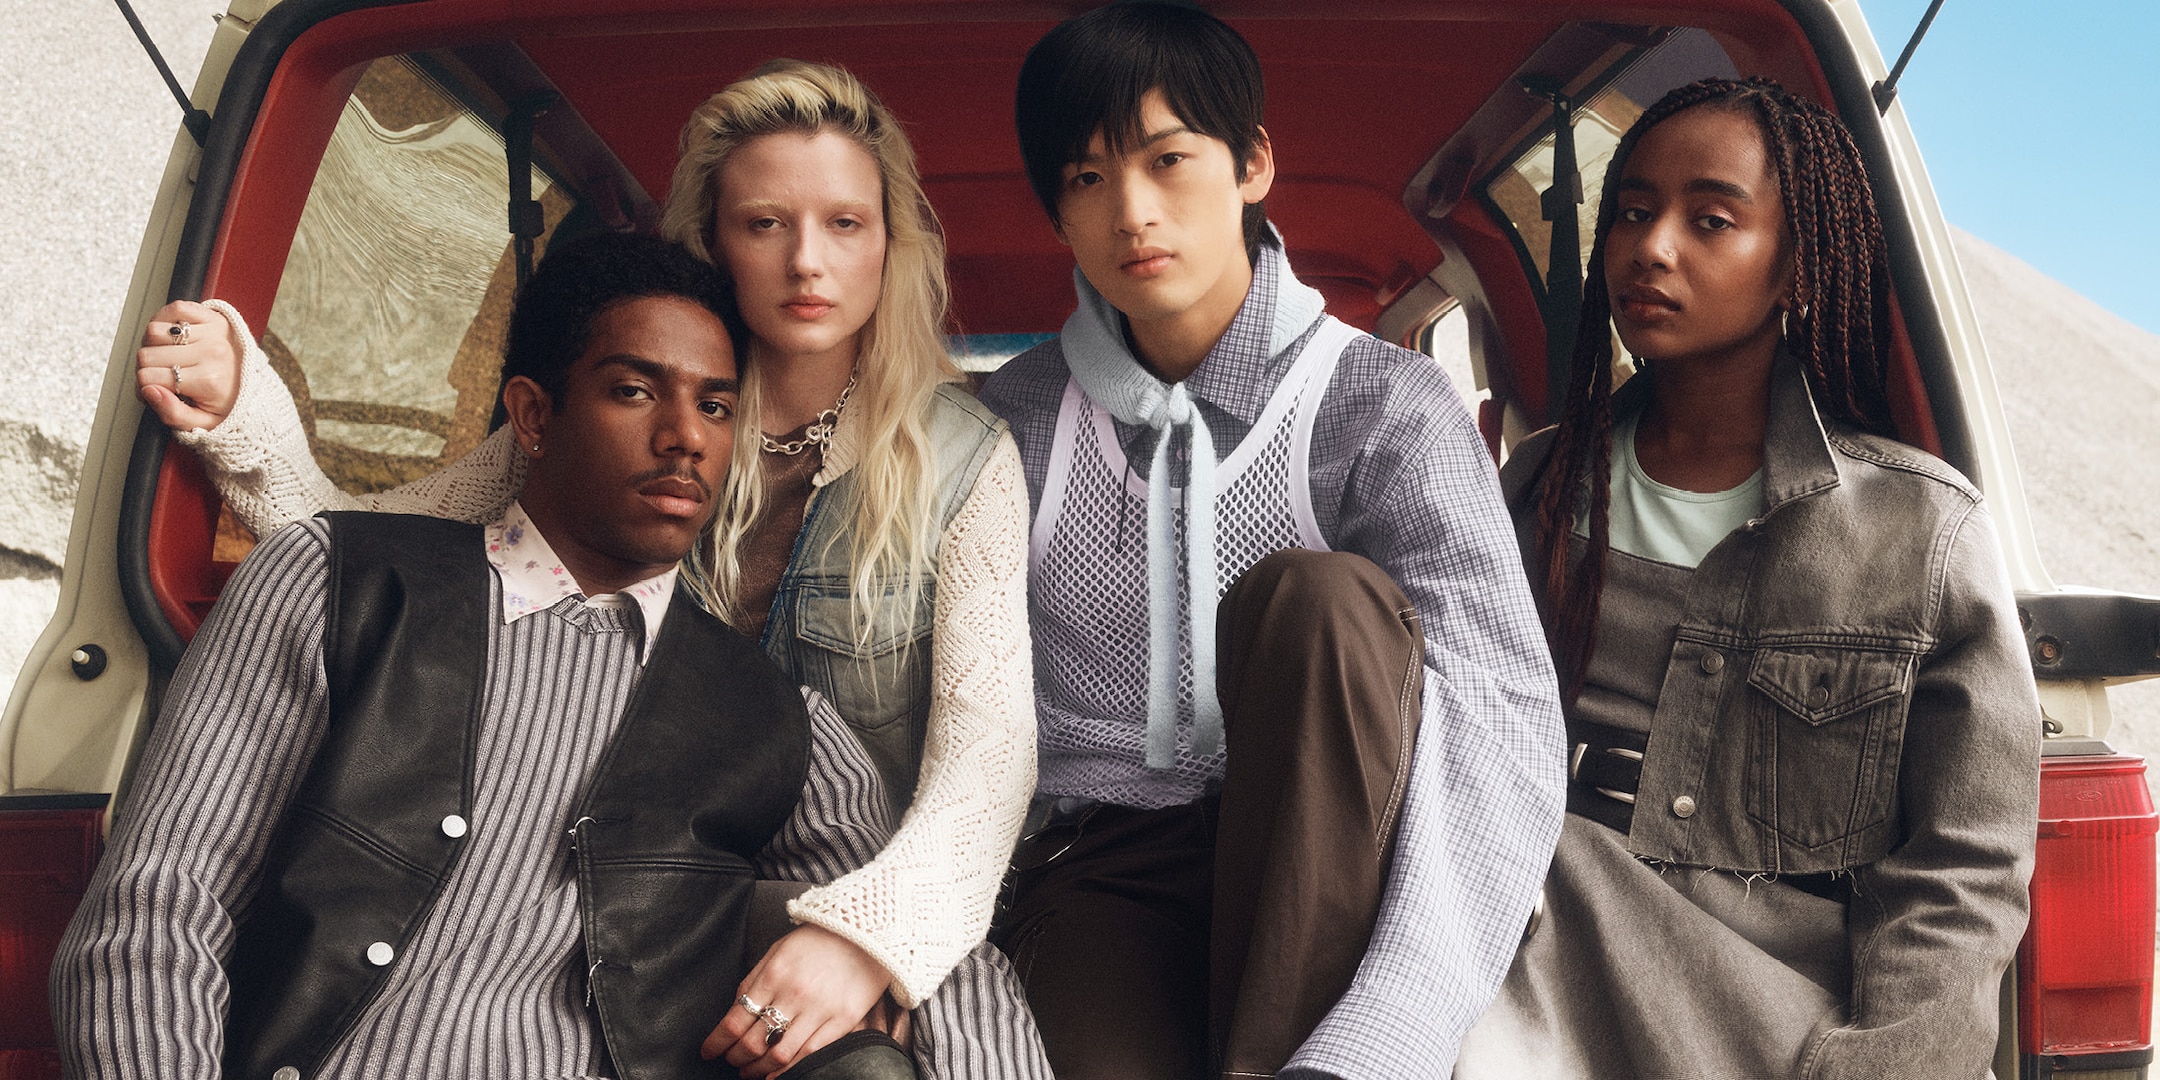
[502,233,748,409]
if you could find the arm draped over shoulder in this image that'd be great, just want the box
[173,302,526,534]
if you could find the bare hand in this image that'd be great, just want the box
[702,924,894,1078]
[137,300,240,430]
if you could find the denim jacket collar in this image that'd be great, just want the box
[1610,352,1842,518]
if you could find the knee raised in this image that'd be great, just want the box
[1233,549,1402,614]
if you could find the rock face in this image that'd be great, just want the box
[0,0,218,704]
[0,420,81,570]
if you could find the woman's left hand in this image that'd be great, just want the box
[702,924,893,1078]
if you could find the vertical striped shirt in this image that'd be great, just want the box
[54,514,1048,1080]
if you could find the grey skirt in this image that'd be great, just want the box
[1455,813,1850,1080]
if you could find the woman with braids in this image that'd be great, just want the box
[1455,77,2038,1078]
[131,61,1046,1078]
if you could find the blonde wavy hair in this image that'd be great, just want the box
[661,59,958,643]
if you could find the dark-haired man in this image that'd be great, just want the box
[56,234,1048,1080]
[980,5,1566,1078]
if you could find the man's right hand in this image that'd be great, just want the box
[138,300,240,430]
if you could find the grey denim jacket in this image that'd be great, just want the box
[1503,358,2040,1079]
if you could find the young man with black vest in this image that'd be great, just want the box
[54,234,1047,1080]
[978,5,1566,1078]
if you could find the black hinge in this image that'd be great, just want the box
[504,92,559,290]
[1520,75,1583,425]
[2018,590,2160,680]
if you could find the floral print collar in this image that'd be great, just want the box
[484,500,677,661]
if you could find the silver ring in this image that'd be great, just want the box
[758,1005,792,1042]
[172,365,184,388]
[169,322,191,345]
[736,993,765,1016]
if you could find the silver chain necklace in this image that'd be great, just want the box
[761,370,859,456]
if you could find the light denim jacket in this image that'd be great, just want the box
[1502,357,2040,1078]
[760,382,1008,807]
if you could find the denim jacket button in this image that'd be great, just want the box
[1699,651,1725,674]
[1808,685,1831,708]
[1672,795,1698,819]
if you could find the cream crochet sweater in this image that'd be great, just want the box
[174,302,1036,1007]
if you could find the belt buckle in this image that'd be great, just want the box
[1569,741,1641,805]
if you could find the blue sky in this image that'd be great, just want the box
[1862,0,2159,335]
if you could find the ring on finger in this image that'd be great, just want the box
[168,322,191,345]
[758,1005,792,1042]
[172,365,184,388]
[736,993,765,1017]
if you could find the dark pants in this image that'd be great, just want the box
[994,550,1425,1080]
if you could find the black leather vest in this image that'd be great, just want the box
[221,513,809,1080]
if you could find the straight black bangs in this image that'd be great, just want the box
[1015,2,1266,222]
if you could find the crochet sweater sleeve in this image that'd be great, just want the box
[785,436,1038,1007]
[171,301,525,533]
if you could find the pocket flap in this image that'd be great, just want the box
[792,581,932,658]
[1748,647,1912,726]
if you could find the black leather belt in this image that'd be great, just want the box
[1565,719,1850,904]
[1566,719,1646,835]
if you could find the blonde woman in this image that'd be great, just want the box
[136,60,1040,1079]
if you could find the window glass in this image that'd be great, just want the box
[1418,304,1485,410]
[262,56,573,495]
[949,332,1057,373]
[1481,28,1740,294]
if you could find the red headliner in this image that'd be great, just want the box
[517,15,1558,333]
[204,0,1826,342]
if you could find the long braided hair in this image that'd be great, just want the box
[1533,77,1896,698]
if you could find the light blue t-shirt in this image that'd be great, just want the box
[1604,413,1763,568]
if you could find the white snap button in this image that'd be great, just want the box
[1672,795,1697,819]
[441,814,468,839]
[366,941,395,966]
[273,1068,301,1080]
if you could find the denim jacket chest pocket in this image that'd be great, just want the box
[783,578,935,799]
[1741,643,1917,859]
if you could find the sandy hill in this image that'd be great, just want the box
[1955,228,2160,751]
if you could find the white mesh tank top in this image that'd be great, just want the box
[1029,317,1358,807]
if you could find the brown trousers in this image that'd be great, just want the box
[993,549,1424,1080]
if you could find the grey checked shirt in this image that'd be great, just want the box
[980,249,1567,1077]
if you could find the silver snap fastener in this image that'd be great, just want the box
[1699,651,1724,674]
[441,814,468,839]
[1808,686,1830,708]
[1672,795,1697,819]
[366,941,395,966]
[273,1068,301,1080]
